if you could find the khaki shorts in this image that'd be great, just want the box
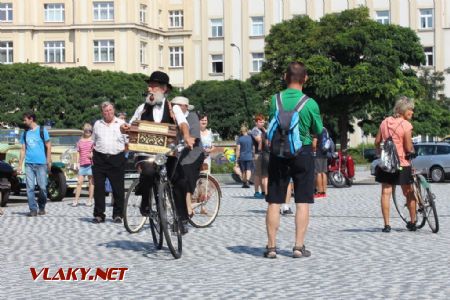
[254,153,269,177]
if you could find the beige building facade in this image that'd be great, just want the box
[1,0,450,94]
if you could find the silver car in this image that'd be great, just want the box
[370,142,450,182]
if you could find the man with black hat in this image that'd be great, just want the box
[122,71,195,232]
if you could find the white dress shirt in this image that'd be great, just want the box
[92,117,127,155]
[129,98,188,126]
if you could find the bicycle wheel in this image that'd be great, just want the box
[158,181,182,259]
[415,176,428,229]
[424,188,439,233]
[189,173,221,228]
[149,182,163,249]
[392,185,409,223]
[392,184,425,228]
[123,179,147,234]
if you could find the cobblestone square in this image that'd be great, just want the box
[1,177,449,299]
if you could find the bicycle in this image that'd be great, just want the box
[189,164,221,228]
[392,154,439,233]
[123,147,183,259]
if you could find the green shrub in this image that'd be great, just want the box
[211,161,235,174]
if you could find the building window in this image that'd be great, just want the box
[0,3,13,22]
[211,54,223,73]
[375,10,389,25]
[252,53,264,72]
[44,3,65,22]
[169,46,184,67]
[169,10,183,28]
[44,41,65,63]
[0,41,13,64]
[251,16,264,36]
[419,9,433,29]
[94,40,114,62]
[210,19,223,37]
[159,45,163,67]
[140,4,147,23]
[140,41,147,65]
[93,1,114,21]
[158,9,162,27]
[423,47,434,66]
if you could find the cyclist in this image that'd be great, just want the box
[374,96,416,233]
[121,71,196,234]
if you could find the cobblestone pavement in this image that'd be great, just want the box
[1,179,449,299]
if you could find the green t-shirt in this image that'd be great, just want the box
[269,88,323,145]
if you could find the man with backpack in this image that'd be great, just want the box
[264,62,323,259]
[17,112,52,217]
[313,127,333,198]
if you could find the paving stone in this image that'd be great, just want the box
[0,182,449,299]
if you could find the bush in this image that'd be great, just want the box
[211,161,235,174]
[347,143,375,165]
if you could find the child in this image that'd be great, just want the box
[73,123,94,207]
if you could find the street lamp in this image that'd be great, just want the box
[230,43,242,80]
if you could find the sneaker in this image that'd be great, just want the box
[293,245,311,258]
[38,209,46,216]
[320,193,327,198]
[313,193,323,199]
[86,199,93,207]
[382,225,391,233]
[242,183,250,188]
[72,202,78,207]
[27,210,38,217]
[254,192,264,199]
[282,207,293,215]
[406,221,417,231]
[113,216,123,224]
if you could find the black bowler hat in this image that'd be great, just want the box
[145,71,172,90]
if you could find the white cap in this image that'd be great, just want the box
[171,96,194,111]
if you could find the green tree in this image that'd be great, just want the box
[0,63,148,128]
[182,80,264,139]
[258,7,425,149]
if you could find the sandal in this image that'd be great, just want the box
[264,246,277,259]
[293,245,311,258]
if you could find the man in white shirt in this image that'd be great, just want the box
[92,101,127,224]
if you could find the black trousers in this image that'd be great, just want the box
[139,153,204,222]
[92,150,126,219]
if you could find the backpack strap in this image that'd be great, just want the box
[40,126,48,156]
[275,93,284,112]
[293,95,310,112]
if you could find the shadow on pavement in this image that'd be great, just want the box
[247,209,266,214]
[339,228,383,233]
[10,211,30,216]
[227,245,293,258]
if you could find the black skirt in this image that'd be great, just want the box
[375,166,413,185]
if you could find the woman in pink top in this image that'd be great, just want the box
[73,123,95,207]
[375,96,416,233]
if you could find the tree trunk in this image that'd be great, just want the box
[339,114,349,150]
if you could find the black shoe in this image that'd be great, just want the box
[179,221,188,235]
[406,221,417,231]
[38,209,46,216]
[92,216,105,223]
[382,225,391,233]
[140,207,150,217]
[113,216,123,224]
[293,245,311,258]
[27,210,38,217]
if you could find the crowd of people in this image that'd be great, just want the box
[10,62,420,258]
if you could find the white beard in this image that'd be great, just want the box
[146,92,164,106]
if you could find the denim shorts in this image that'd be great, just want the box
[79,165,93,176]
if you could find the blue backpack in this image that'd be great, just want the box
[267,93,309,158]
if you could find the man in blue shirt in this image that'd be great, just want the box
[18,112,52,217]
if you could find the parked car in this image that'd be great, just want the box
[442,135,450,143]
[363,148,377,162]
[0,160,13,207]
[370,142,450,182]
[0,128,84,202]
